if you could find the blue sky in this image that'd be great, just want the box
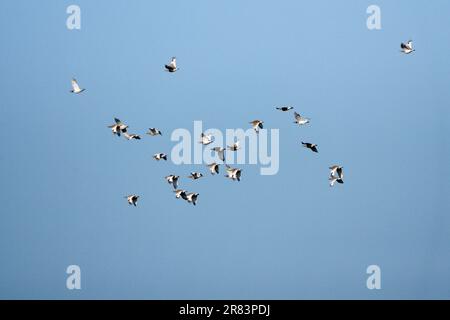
[0,0,449,299]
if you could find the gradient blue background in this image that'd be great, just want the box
[0,0,449,299]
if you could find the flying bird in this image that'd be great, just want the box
[211,147,225,162]
[294,112,310,125]
[125,195,139,206]
[70,78,85,94]
[250,120,264,133]
[164,57,178,72]
[153,153,168,161]
[123,133,141,140]
[185,192,199,206]
[227,141,240,151]
[165,175,179,189]
[108,118,128,137]
[225,165,242,181]
[276,106,293,112]
[302,142,318,153]
[199,133,213,145]
[146,128,162,136]
[400,40,415,54]
[174,189,187,199]
[207,163,220,175]
[329,165,343,179]
[188,172,204,180]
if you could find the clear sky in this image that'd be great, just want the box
[0,0,449,299]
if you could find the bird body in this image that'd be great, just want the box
[124,133,141,140]
[185,192,199,205]
[329,165,343,179]
[211,147,225,162]
[125,195,139,206]
[71,78,85,94]
[276,106,293,112]
[302,142,318,153]
[294,112,310,125]
[188,172,204,180]
[147,128,162,136]
[165,57,178,72]
[225,165,242,181]
[227,141,240,151]
[153,153,168,161]
[108,118,128,137]
[165,175,179,189]
[329,165,344,187]
[199,133,213,145]
[250,120,264,133]
[207,163,220,175]
[401,40,415,54]
[174,189,187,199]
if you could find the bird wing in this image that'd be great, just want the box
[71,79,81,91]
[329,178,336,187]
[168,58,177,69]
[123,132,131,139]
[218,149,225,161]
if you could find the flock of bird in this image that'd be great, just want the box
[71,41,415,207]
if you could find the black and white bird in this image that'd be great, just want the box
[199,133,213,145]
[294,112,310,125]
[302,142,318,153]
[225,165,242,181]
[153,153,168,161]
[400,40,415,54]
[174,189,187,199]
[211,147,225,162]
[164,57,178,72]
[108,118,128,137]
[227,141,240,152]
[185,192,199,206]
[207,163,220,175]
[329,165,343,179]
[125,195,139,206]
[188,172,204,180]
[250,120,264,133]
[276,106,293,112]
[70,78,85,94]
[165,175,179,189]
[146,128,162,136]
[124,133,141,140]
